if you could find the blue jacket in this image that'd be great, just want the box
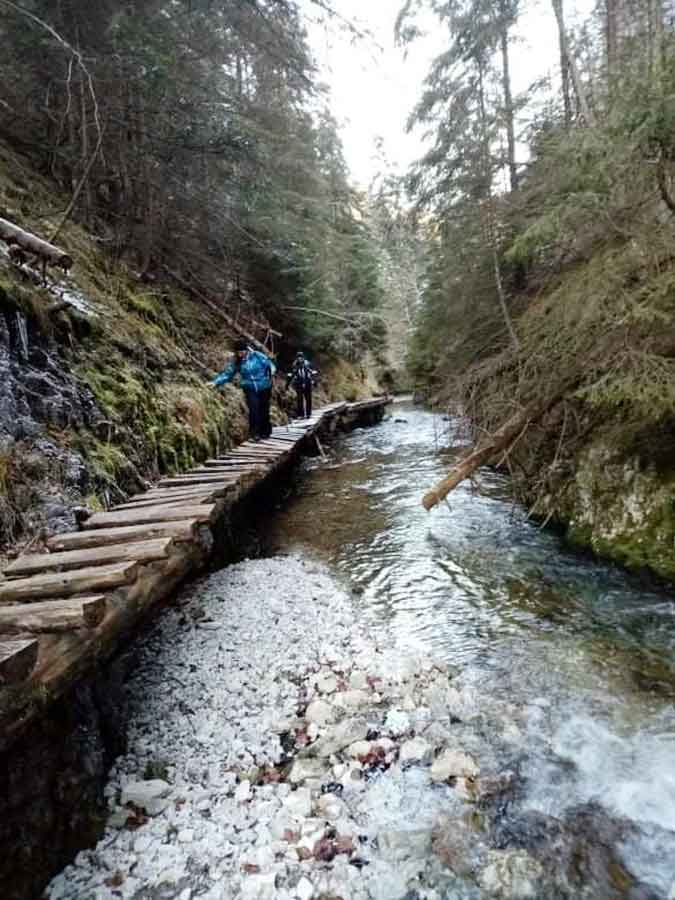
[212,350,276,392]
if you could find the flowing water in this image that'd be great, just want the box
[259,400,675,897]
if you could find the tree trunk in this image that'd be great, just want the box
[551,0,596,127]
[555,0,573,125]
[477,59,520,351]
[606,0,619,79]
[79,68,91,220]
[499,20,518,191]
[649,0,664,79]
[422,377,579,511]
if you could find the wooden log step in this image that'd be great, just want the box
[113,495,213,511]
[157,475,241,488]
[0,596,106,634]
[229,445,281,453]
[119,484,225,500]
[3,538,174,578]
[220,459,278,466]
[187,465,259,476]
[159,470,243,480]
[0,639,39,683]
[116,492,216,508]
[254,444,296,453]
[228,450,285,460]
[83,505,216,530]
[0,562,139,603]
[202,460,268,468]
[202,466,267,473]
[47,520,199,552]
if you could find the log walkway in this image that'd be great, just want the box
[0,397,390,749]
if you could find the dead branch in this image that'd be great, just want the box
[422,375,581,511]
[282,305,386,323]
[164,268,271,356]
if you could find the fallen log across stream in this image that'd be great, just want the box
[422,382,578,511]
[0,396,390,750]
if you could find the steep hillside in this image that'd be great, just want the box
[0,144,378,560]
[403,3,675,582]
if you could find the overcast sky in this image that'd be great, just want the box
[300,0,596,189]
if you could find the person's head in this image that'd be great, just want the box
[295,351,305,362]
[234,339,248,361]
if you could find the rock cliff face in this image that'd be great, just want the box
[0,297,104,540]
[542,436,675,582]
[0,653,132,900]
[0,266,249,554]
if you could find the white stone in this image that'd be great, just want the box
[240,872,277,900]
[134,832,153,853]
[399,737,432,765]
[314,673,338,694]
[348,671,368,690]
[379,829,432,860]
[270,809,299,840]
[120,780,171,816]
[332,690,370,709]
[235,780,252,802]
[346,740,374,758]
[289,758,326,784]
[312,717,369,757]
[108,808,130,829]
[384,709,411,736]
[283,788,312,818]
[315,793,347,821]
[305,699,334,726]
[431,749,479,783]
[478,850,544,898]
[296,877,314,900]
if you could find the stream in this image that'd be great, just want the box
[258,400,675,897]
[47,400,675,900]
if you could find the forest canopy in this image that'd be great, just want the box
[0,0,401,363]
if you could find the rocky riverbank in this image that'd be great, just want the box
[46,556,663,900]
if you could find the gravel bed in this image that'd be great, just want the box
[46,555,519,900]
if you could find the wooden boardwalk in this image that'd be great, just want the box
[0,397,389,747]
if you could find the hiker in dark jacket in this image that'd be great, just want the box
[211,340,276,440]
[286,351,318,419]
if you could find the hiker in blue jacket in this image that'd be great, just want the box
[211,340,276,440]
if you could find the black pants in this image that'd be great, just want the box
[295,384,312,419]
[243,387,272,439]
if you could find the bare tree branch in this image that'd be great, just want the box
[0,0,103,240]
